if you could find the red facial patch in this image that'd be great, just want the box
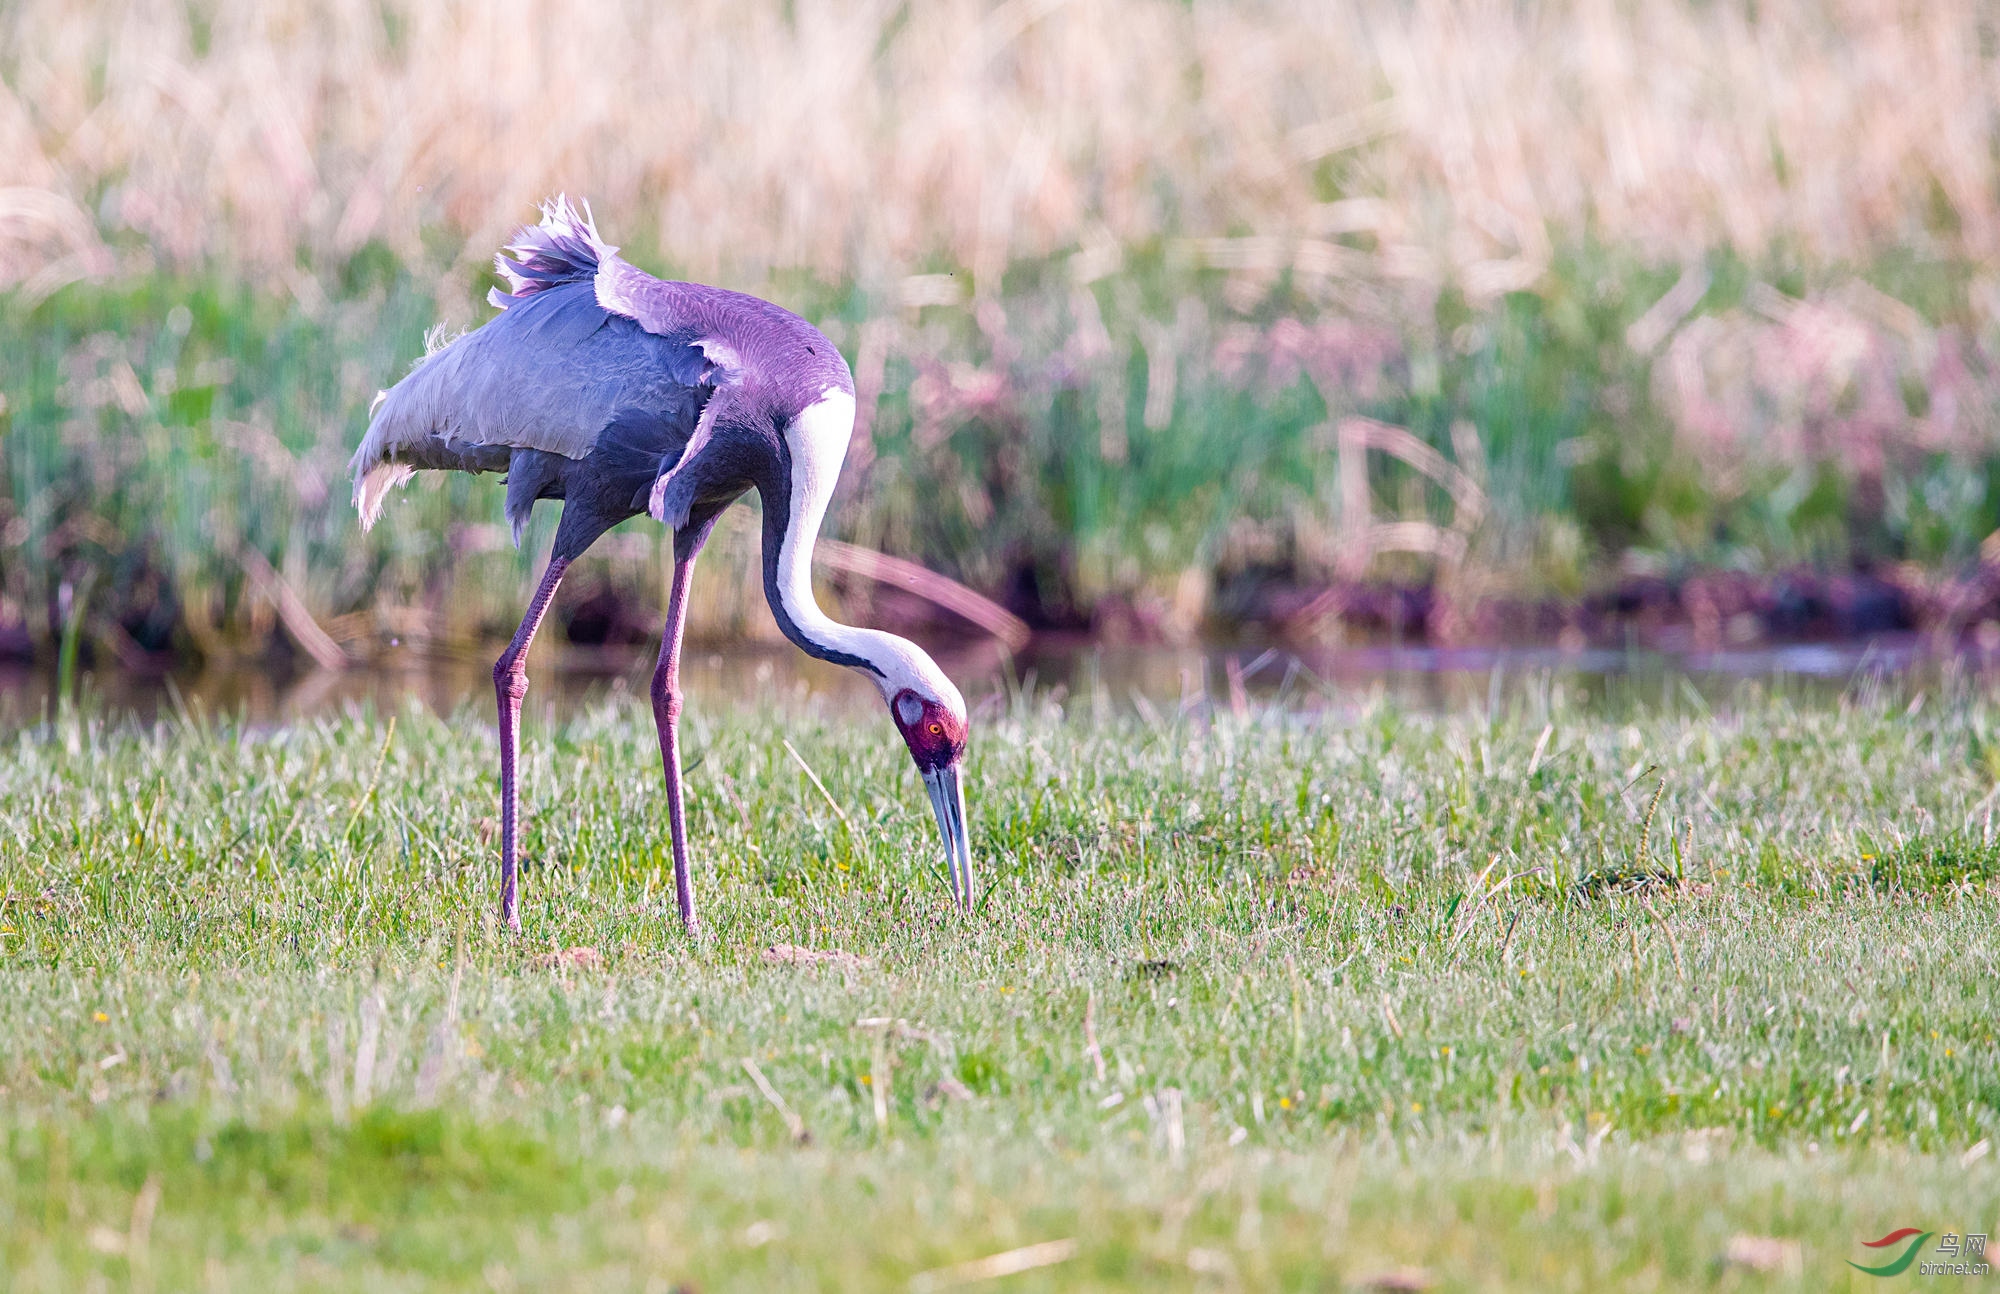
[891,689,968,770]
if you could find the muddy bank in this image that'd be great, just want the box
[20,553,2000,678]
[1231,563,2000,654]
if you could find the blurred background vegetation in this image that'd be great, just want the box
[2,0,1999,668]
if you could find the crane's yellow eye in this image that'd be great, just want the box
[929,723,942,735]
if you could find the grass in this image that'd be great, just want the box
[1,674,1996,1290]
[9,238,2000,666]
[6,1,2000,658]
[6,1,1992,289]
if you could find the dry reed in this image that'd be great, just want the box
[0,0,1992,297]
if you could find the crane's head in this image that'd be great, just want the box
[872,648,973,909]
[734,381,976,906]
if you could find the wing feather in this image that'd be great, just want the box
[350,196,756,527]
[349,284,712,524]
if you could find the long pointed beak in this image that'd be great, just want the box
[922,761,974,910]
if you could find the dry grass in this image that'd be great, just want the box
[0,0,1993,298]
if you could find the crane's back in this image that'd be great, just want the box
[350,196,852,551]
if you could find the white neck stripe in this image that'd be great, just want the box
[772,390,878,667]
[767,389,966,713]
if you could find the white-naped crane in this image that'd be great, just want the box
[349,197,972,932]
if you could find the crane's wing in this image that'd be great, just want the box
[350,197,738,529]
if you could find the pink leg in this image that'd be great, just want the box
[493,556,570,932]
[652,551,700,931]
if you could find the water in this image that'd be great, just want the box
[0,631,1972,730]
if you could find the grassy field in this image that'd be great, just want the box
[0,674,1996,1290]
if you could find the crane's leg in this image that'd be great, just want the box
[651,533,707,932]
[493,556,570,932]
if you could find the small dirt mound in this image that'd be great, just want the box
[762,944,867,970]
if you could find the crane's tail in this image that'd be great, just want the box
[352,195,614,531]
[350,324,463,530]
[354,469,413,532]
[353,388,416,532]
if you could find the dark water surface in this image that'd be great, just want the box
[0,631,1972,730]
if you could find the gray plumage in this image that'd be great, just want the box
[349,196,852,559]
